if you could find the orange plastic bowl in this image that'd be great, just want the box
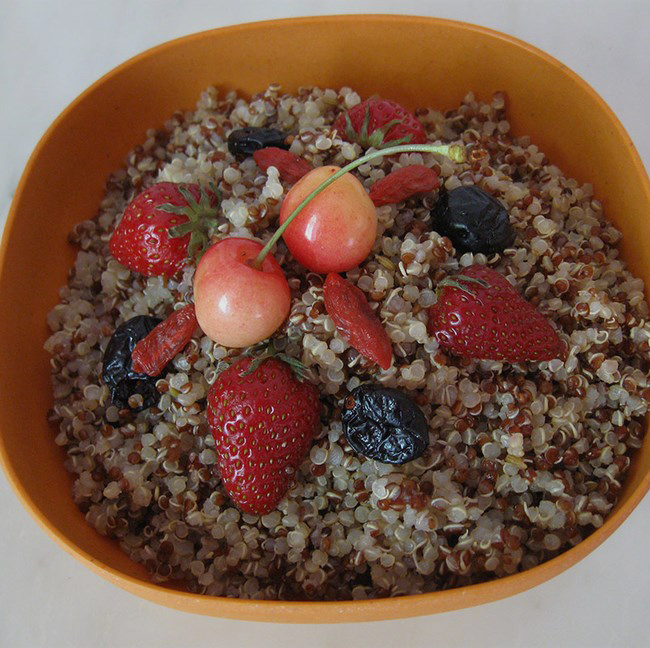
[1,15,649,622]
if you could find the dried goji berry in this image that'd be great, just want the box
[369,164,439,207]
[253,147,312,183]
[132,303,199,376]
[323,273,393,370]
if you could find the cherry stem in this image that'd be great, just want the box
[251,142,466,269]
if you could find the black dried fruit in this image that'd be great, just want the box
[227,127,289,157]
[102,316,163,410]
[433,185,515,254]
[342,384,429,465]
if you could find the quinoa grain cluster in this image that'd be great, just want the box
[45,85,649,600]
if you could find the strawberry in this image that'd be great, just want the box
[333,98,427,149]
[109,182,219,277]
[427,264,566,363]
[207,357,321,514]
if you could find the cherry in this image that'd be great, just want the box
[194,143,465,349]
[279,166,377,273]
[193,238,290,348]
[252,142,465,273]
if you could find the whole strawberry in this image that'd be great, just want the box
[109,182,219,277]
[207,357,321,514]
[334,98,427,149]
[427,264,566,363]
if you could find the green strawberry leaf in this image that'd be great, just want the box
[437,274,490,297]
[238,339,313,382]
[162,184,221,262]
[343,112,358,142]
[177,183,201,211]
[359,106,371,145]
[366,118,404,148]
[275,353,311,382]
[158,203,190,216]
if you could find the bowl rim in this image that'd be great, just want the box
[1,13,649,622]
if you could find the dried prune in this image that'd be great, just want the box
[342,384,429,465]
[227,127,289,157]
[433,185,515,254]
[102,316,163,410]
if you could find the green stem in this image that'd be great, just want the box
[251,142,466,269]
[436,275,489,298]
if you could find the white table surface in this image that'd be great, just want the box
[1,2,649,647]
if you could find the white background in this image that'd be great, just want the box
[1,2,649,647]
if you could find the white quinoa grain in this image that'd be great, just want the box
[103,481,121,499]
[168,476,187,496]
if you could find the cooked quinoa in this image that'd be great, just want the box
[45,84,649,600]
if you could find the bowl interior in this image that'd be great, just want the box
[1,15,649,622]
